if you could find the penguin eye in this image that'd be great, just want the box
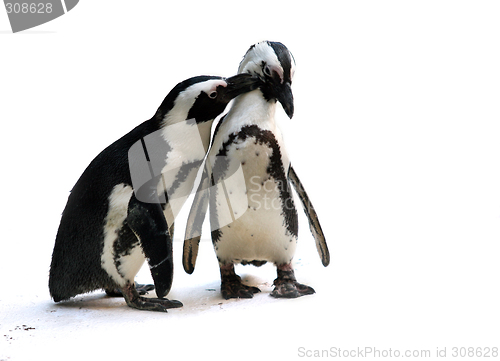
[208,91,217,99]
[263,65,272,77]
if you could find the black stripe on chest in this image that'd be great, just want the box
[211,124,298,241]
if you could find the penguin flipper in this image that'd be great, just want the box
[288,166,330,267]
[127,193,175,297]
[183,164,211,274]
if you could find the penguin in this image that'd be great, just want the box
[49,73,260,311]
[183,41,330,299]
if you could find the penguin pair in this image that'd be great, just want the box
[183,41,330,299]
[49,74,261,312]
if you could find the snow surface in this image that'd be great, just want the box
[1,1,500,360]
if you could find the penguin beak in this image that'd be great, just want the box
[223,74,262,101]
[261,69,294,119]
[276,82,294,119]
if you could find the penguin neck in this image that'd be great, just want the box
[158,115,214,154]
[158,108,191,127]
[159,103,214,136]
[147,97,214,154]
[230,89,277,127]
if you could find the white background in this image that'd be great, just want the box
[1,1,499,360]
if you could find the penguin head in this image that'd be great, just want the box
[159,74,261,124]
[238,41,295,118]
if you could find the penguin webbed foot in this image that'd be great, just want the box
[271,281,315,298]
[220,264,261,299]
[135,283,156,294]
[121,282,183,312]
[126,295,183,312]
[271,265,315,298]
[221,278,261,300]
[105,282,155,297]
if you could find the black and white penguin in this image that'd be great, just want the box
[49,74,260,311]
[183,41,329,299]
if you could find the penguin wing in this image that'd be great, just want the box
[183,163,211,274]
[289,166,330,267]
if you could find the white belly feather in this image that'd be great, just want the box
[101,184,145,286]
[210,135,298,266]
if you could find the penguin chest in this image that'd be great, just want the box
[101,184,145,286]
[160,120,213,225]
[210,126,298,265]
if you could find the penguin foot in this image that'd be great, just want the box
[121,282,182,312]
[271,281,315,298]
[105,282,155,297]
[271,264,315,298]
[126,296,183,312]
[220,264,260,299]
[221,278,261,299]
